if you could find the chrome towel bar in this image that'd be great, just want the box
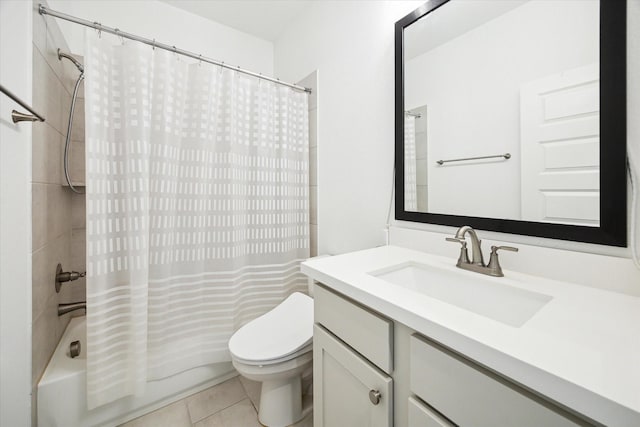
[0,83,45,123]
[436,153,511,165]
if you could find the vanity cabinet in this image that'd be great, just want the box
[313,283,596,427]
[313,284,393,427]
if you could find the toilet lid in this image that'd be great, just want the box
[228,292,313,364]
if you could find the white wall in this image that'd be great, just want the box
[405,0,598,219]
[46,0,274,75]
[0,1,33,425]
[274,0,640,295]
[274,1,424,255]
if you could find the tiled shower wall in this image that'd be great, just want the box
[298,71,319,256]
[31,1,85,424]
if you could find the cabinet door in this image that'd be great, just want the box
[314,324,393,427]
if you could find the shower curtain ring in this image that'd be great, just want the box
[152,39,156,50]
[198,54,202,66]
[94,22,102,38]
[115,28,124,45]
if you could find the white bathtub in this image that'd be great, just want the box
[38,316,236,427]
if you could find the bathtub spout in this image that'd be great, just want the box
[58,301,86,316]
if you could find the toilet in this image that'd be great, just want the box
[229,292,314,426]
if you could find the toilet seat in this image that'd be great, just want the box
[229,292,313,366]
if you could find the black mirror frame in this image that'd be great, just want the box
[395,0,627,247]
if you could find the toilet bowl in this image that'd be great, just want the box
[229,292,314,427]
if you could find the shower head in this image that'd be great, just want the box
[57,49,84,73]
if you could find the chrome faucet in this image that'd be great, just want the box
[446,226,518,277]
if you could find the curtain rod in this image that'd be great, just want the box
[38,4,312,94]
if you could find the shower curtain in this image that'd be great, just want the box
[404,115,418,211]
[84,31,309,409]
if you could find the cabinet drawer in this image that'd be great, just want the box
[315,284,393,373]
[408,396,454,427]
[410,334,590,427]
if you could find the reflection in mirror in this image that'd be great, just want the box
[403,0,600,226]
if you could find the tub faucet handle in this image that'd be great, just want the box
[55,263,86,293]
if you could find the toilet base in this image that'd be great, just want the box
[231,350,313,426]
[258,375,303,426]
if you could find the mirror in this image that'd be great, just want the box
[395,0,627,246]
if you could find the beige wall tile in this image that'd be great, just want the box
[32,123,61,185]
[31,240,52,322]
[32,47,64,135]
[67,139,85,185]
[193,399,259,427]
[120,401,191,427]
[71,193,85,229]
[309,146,317,186]
[59,89,72,139]
[31,184,72,251]
[32,232,70,321]
[70,227,85,268]
[51,184,72,243]
[63,227,86,302]
[69,96,84,141]
[185,377,246,423]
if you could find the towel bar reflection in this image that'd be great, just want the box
[436,153,511,165]
[0,83,45,123]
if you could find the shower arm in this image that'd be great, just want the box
[58,49,83,72]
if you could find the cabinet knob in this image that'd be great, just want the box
[369,389,381,405]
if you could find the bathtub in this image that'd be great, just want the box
[38,316,236,427]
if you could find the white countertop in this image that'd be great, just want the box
[301,245,640,427]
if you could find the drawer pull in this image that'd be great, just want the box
[369,389,382,405]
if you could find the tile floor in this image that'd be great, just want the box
[119,376,313,427]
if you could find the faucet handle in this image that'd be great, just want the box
[487,245,519,277]
[491,245,519,253]
[446,237,465,244]
[446,237,470,266]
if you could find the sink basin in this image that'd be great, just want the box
[370,261,552,327]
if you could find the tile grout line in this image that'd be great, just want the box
[187,379,248,424]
